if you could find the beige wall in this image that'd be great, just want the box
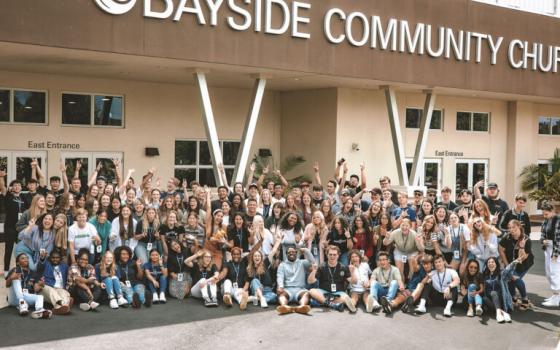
[0,70,282,185]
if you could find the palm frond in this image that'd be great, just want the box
[280,155,306,174]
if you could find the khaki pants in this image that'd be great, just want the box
[41,286,71,306]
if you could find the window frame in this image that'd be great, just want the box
[405,107,444,131]
[405,158,443,193]
[455,111,491,133]
[538,116,560,136]
[60,152,124,187]
[0,87,49,125]
[61,91,125,128]
[174,139,240,186]
[454,159,489,196]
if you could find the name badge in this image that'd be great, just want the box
[125,240,130,247]
[453,250,460,260]
[18,213,23,220]
[177,274,184,282]
[359,250,365,257]
[40,248,46,255]
[146,242,153,251]
[125,280,131,288]
[330,283,337,292]
[96,245,102,253]
[313,246,318,256]
[233,282,239,289]
[89,245,95,254]
[401,255,408,263]
[22,289,29,294]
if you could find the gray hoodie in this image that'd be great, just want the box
[276,248,315,289]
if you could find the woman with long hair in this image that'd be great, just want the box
[160,210,186,258]
[53,213,69,261]
[57,193,76,226]
[264,202,285,234]
[86,184,100,202]
[148,188,162,210]
[278,212,305,261]
[259,189,272,218]
[185,249,219,306]
[15,194,47,232]
[143,249,168,304]
[339,198,356,225]
[74,193,86,211]
[366,201,383,228]
[204,187,228,270]
[16,213,55,271]
[319,199,335,228]
[107,195,121,223]
[470,199,501,237]
[230,193,245,216]
[185,196,206,226]
[95,250,128,309]
[284,194,299,214]
[416,200,435,225]
[352,215,375,264]
[167,240,192,300]
[244,236,281,308]
[326,216,353,266]
[373,213,393,262]
[300,192,314,226]
[132,198,145,222]
[460,259,484,317]
[482,256,522,323]
[110,205,138,253]
[444,212,470,274]
[348,249,371,310]
[303,211,329,263]
[99,194,111,213]
[417,215,448,257]
[468,218,499,269]
[159,196,182,226]
[88,209,111,262]
[134,207,163,264]
[251,215,273,255]
[226,212,253,254]
[115,246,149,308]
[85,198,99,220]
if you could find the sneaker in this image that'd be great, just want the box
[223,294,233,306]
[145,292,153,307]
[152,292,160,305]
[415,304,426,314]
[211,297,219,306]
[239,292,248,311]
[542,295,560,307]
[496,311,505,323]
[276,305,293,315]
[343,295,357,313]
[31,310,44,319]
[380,296,392,314]
[79,303,91,311]
[330,302,344,312]
[18,300,29,316]
[117,296,128,306]
[159,292,166,304]
[52,305,70,315]
[467,307,474,317]
[503,312,512,323]
[443,306,453,317]
[260,296,268,308]
[372,299,381,312]
[401,296,414,314]
[475,305,483,316]
[89,301,100,311]
[249,296,259,306]
[203,298,213,307]
[109,298,119,309]
[366,295,374,313]
[132,293,141,309]
[295,305,311,315]
[41,310,53,319]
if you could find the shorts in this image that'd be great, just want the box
[315,288,348,299]
[393,249,418,263]
[284,287,308,303]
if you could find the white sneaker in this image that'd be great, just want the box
[496,311,505,323]
[415,304,426,314]
[31,310,44,319]
[109,298,119,309]
[542,295,560,307]
[152,292,160,304]
[18,300,29,316]
[89,301,100,310]
[159,292,166,304]
[443,306,453,317]
[248,296,258,306]
[79,303,91,311]
[503,312,512,323]
[117,296,128,306]
[260,296,268,308]
[475,305,483,316]
[467,307,474,317]
[372,299,381,312]
[366,295,374,313]
[343,295,357,313]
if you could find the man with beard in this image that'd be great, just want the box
[276,245,315,315]
[474,181,509,226]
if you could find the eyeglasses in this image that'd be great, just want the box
[203,255,212,258]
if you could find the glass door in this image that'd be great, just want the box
[406,158,442,191]
[455,159,488,195]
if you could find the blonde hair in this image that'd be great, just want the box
[29,195,47,220]
[99,251,116,278]
[54,214,68,251]
[142,207,160,234]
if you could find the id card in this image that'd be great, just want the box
[233,282,239,289]
[22,289,29,294]
[124,240,130,247]
[453,250,460,260]
[401,255,408,263]
[89,245,95,254]
[40,248,46,255]
[178,274,184,282]
[125,280,131,288]
[146,242,153,251]
[18,213,23,220]
[330,283,337,292]
[359,250,365,257]
[96,245,102,253]
[313,246,318,256]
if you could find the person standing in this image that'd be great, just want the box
[541,203,560,307]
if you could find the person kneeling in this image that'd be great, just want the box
[415,254,459,317]
[276,245,314,315]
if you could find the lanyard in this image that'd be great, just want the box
[40,232,51,249]
[177,255,184,273]
[18,266,28,283]
[13,195,23,212]
[80,267,88,279]
[237,228,243,245]
[381,267,392,284]
[201,270,208,279]
[327,264,338,284]
[436,270,447,290]
[399,231,412,249]
[232,262,240,282]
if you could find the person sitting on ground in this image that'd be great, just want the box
[6,252,52,319]
[308,245,357,313]
[347,249,372,312]
[166,240,192,301]
[96,250,128,309]
[275,245,315,315]
[218,247,250,310]
[115,246,150,308]
[185,249,219,307]
[390,254,433,314]
[367,251,404,314]
[482,256,522,323]
[143,249,168,304]
[244,235,282,308]
[36,249,71,315]
[460,259,484,318]
[415,254,460,317]
[66,248,101,312]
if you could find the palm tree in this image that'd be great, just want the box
[518,148,560,205]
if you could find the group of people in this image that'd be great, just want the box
[1,158,558,323]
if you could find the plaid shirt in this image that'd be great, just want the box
[541,214,560,258]
[67,263,96,290]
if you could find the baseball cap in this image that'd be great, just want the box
[487,182,498,189]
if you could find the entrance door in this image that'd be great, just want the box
[455,159,488,195]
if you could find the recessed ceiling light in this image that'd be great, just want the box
[102,98,111,101]
[294,78,301,81]
[0,102,3,105]
[68,101,76,104]
[24,106,32,109]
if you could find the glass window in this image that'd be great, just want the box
[455,163,469,195]
[16,157,42,187]
[223,141,240,166]
[64,158,89,187]
[13,90,46,123]
[424,162,439,189]
[199,141,212,166]
[551,118,560,135]
[431,110,442,129]
[94,95,123,126]
[94,158,118,184]
[174,169,196,184]
[0,90,9,122]
[539,117,552,135]
[405,108,422,128]
[199,168,217,187]
[473,113,489,132]
[175,141,197,166]
[62,94,91,125]
[456,112,471,131]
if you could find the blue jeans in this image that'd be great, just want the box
[370,280,398,302]
[467,284,483,306]
[508,270,527,299]
[7,279,44,311]
[121,282,146,303]
[14,242,37,271]
[103,276,123,299]
[147,275,168,294]
[250,279,277,304]
[134,241,163,265]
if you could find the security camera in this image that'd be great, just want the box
[352,143,360,151]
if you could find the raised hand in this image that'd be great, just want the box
[249,162,256,172]
[313,162,319,173]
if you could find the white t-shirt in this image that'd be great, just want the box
[68,222,99,254]
[430,268,458,293]
[53,265,64,289]
[350,262,371,293]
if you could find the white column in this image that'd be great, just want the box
[382,86,409,187]
[409,90,436,186]
[232,78,267,186]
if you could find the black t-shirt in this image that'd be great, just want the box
[244,213,261,227]
[245,258,273,288]
[107,209,120,223]
[499,234,534,273]
[135,221,157,244]
[160,224,186,245]
[190,261,218,284]
[227,226,251,252]
[211,199,227,212]
[167,249,191,275]
[316,262,350,292]
[453,203,474,224]
[499,209,531,233]
[8,267,39,293]
[117,261,141,285]
[22,189,45,205]
[223,259,248,286]
[437,200,458,212]
[482,196,509,220]
[3,192,28,227]
[327,230,349,255]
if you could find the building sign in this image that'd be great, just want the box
[435,150,464,157]
[94,0,560,73]
[28,141,81,149]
